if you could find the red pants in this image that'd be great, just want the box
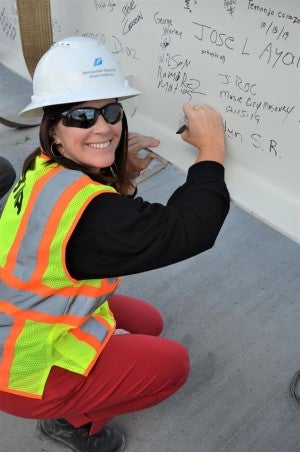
[0,295,190,434]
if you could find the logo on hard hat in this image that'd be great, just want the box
[93,57,103,66]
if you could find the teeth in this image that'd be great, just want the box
[88,142,110,149]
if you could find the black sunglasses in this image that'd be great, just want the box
[60,102,123,128]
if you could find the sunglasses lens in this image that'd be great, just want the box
[102,104,123,124]
[61,104,123,128]
[62,109,97,128]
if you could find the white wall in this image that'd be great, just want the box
[1,0,299,242]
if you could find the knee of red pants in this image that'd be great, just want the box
[81,334,190,401]
[158,338,190,394]
[108,294,164,336]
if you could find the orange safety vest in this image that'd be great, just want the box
[0,154,121,399]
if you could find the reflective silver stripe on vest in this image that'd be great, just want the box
[13,168,82,282]
[0,280,114,317]
[0,312,14,361]
[80,317,109,343]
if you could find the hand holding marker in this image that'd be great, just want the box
[175,103,225,165]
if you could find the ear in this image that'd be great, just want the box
[50,125,62,145]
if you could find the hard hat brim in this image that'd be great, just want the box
[19,87,141,118]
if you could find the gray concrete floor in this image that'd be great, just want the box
[0,64,299,452]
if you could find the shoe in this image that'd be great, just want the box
[38,418,126,452]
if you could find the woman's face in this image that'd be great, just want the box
[52,98,122,172]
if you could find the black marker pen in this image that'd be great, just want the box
[176,116,188,134]
[176,124,188,134]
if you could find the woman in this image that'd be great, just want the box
[0,36,230,452]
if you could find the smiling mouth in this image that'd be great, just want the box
[88,141,111,149]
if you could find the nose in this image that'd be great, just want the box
[92,113,112,132]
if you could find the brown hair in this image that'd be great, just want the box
[22,102,129,194]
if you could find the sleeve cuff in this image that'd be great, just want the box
[188,161,225,181]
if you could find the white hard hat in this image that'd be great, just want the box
[19,36,141,117]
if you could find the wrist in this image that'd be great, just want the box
[127,185,138,198]
[126,180,138,195]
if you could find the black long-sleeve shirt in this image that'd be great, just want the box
[66,161,230,279]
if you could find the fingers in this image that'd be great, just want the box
[182,103,218,119]
[126,132,158,174]
[140,153,156,169]
[128,132,160,153]
[182,103,223,132]
[126,152,155,174]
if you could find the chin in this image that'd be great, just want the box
[89,159,115,172]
